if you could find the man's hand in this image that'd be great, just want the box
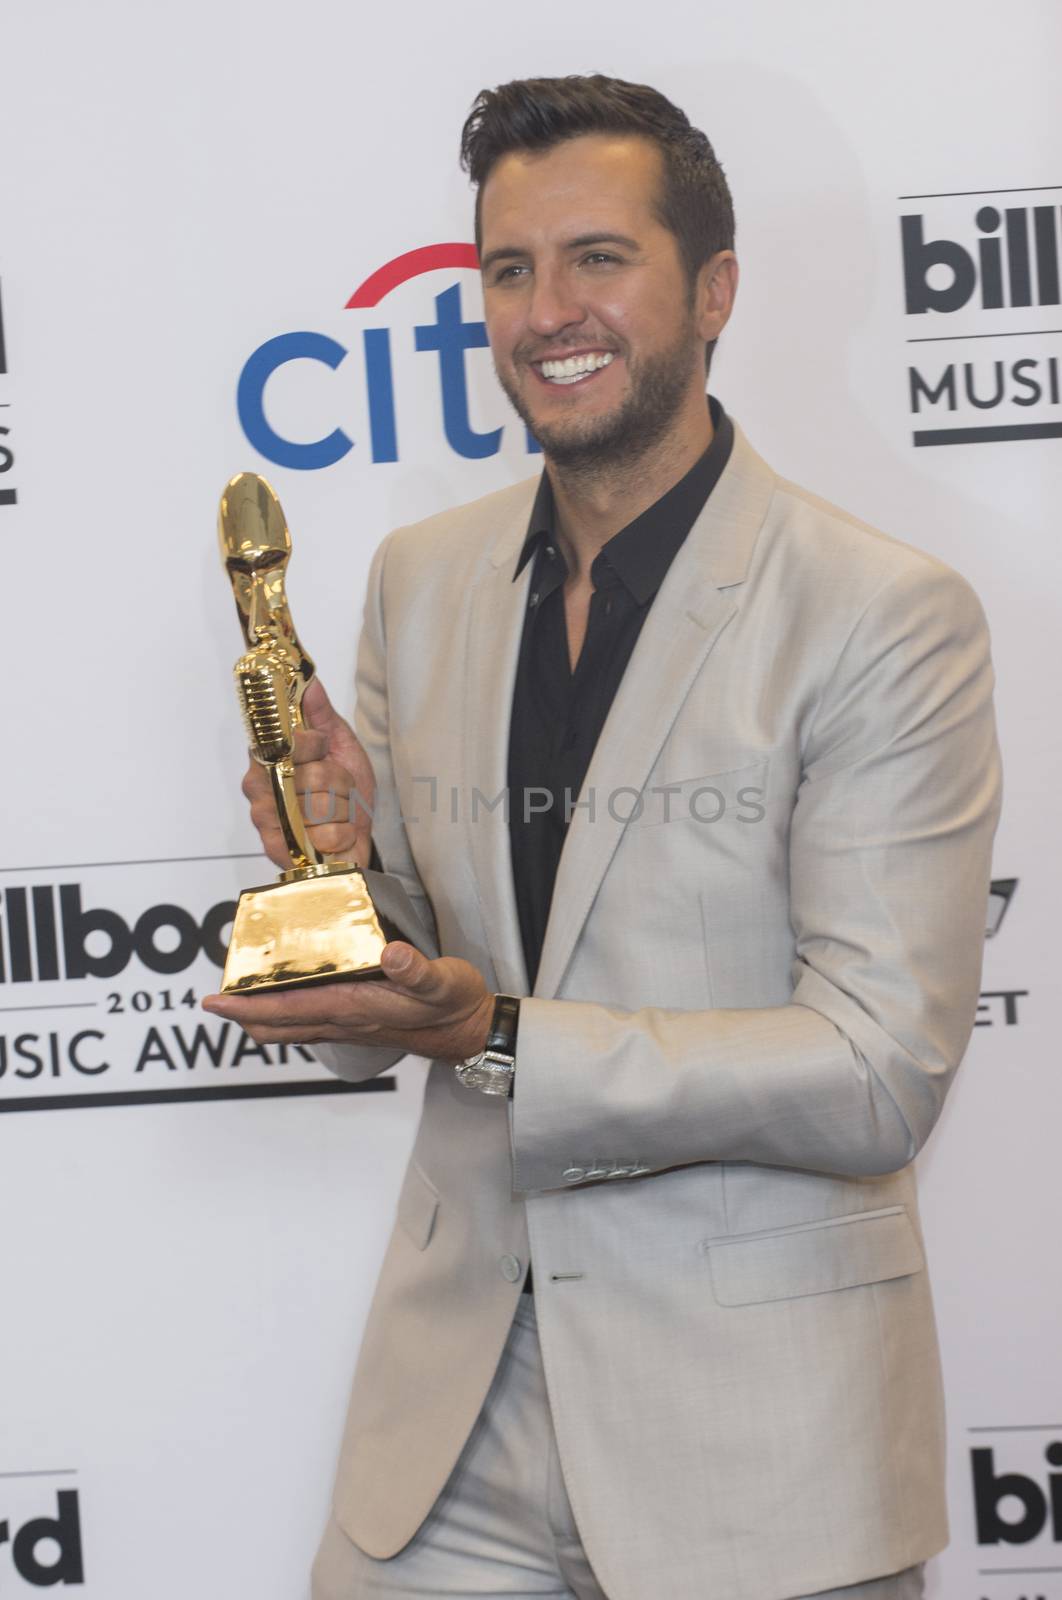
[202,943,494,1064]
[243,678,376,868]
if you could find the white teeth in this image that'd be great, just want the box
[539,351,614,383]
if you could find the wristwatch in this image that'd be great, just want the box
[454,994,521,1096]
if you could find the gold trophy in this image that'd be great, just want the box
[217,472,389,994]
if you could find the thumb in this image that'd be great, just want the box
[301,676,346,733]
[302,675,375,811]
[380,942,433,992]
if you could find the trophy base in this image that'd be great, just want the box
[221,865,389,994]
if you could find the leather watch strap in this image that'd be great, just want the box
[487,993,520,1057]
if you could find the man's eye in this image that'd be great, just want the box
[582,252,619,267]
[493,264,529,284]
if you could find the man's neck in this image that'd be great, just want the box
[546,399,714,581]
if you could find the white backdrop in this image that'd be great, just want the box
[1,2,1059,1595]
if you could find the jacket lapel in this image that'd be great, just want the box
[461,485,537,997]
[533,424,776,1000]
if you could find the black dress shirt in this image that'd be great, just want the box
[507,397,734,991]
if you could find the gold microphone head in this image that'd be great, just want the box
[218,473,315,685]
[235,649,295,767]
[218,471,290,569]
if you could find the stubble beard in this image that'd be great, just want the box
[495,321,703,485]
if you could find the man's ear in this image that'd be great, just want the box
[697,251,739,345]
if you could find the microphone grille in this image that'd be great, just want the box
[235,655,292,764]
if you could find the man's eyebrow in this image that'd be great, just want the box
[565,232,641,253]
[479,245,527,274]
[480,232,641,274]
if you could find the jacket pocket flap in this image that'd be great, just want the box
[705,1206,923,1307]
[629,762,767,828]
[396,1160,439,1251]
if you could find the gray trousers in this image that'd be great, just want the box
[312,1294,925,1599]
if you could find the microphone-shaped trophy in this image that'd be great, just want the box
[216,472,390,994]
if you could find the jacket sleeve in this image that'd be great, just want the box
[508,560,1002,1192]
[313,529,438,1086]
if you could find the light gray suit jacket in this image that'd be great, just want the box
[315,419,1001,1600]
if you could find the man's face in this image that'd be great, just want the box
[479,134,707,470]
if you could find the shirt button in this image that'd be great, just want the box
[499,1254,522,1283]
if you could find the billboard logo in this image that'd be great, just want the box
[237,243,540,470]
[902,205,1061,315]
[972,1441,1062,1546]
[0,883,233,984]
[900,185,1062,448]
[0,858,395,1111]
[0,1489,84,1586]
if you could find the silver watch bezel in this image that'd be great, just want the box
[455,1048,515,1095]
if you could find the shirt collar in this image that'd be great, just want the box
[514,396,734,603]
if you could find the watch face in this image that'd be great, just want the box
[458,1055,513,1094]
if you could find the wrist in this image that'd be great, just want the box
[454,994,521,1096]
[463,992,495,1060]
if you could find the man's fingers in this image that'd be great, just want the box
[240,732,331,801]
[250,770,363,861]
[305,822,359,856]
[240,694,375,870]
[236,1022,360,1045]
[302,682,377,807]
[202,959,455,1034]
[249,797,281,832]
[201,973,433,1030]
[295,763,370,811]
[201,953,489,1059]
[203,984,382,1032]
[241,764,270,802]
[291,727,330,765]
[261,832,293,869]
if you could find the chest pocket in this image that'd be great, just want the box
[626,762,768,829]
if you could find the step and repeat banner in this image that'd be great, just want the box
[1,2,1059,1596]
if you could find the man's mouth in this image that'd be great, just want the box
[534,351,616,386]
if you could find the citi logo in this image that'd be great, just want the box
[902,201,1062,315]
[238,243,540,470]
[0,1490,83,1586]
[0,884,233,983]
[972,1442,1062,1545]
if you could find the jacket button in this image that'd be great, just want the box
[499,1254,522,1282]
[562,1167,586,1183]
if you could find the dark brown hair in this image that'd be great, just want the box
[460,74,736,286]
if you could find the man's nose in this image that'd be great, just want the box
[526,268,585,337]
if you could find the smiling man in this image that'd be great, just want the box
[481,133,729,471]
[206,76,1001,1600]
